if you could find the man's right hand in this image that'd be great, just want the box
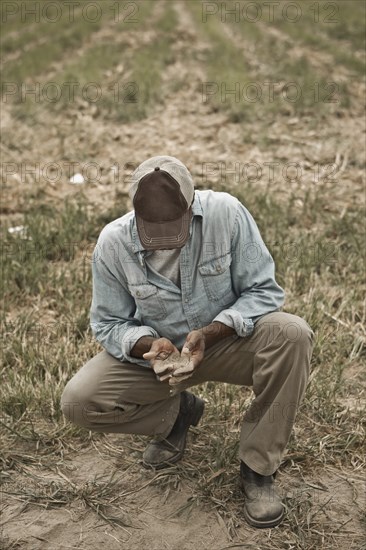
[143,337,180,381]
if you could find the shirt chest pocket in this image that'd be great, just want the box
[128,283,167,321]
[198,253,234,304]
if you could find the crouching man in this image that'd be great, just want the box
[61,155,314,529]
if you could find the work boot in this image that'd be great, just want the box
[240,461,284,528]
[143,391,205,469]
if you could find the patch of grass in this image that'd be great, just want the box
[1,194,128,428]
[9,1,176,123]
[225,2,352,112]
[2,197,95,299]
[188,0,349,120]
[0,0,44,35]
[1,467,132,527]
[272,0,365,75]
[111,2,179,122]
[326,1,366,51]
[45,0,155,112]
[0,3,84,54]
[2,15,102,88]
[188,1,253,122]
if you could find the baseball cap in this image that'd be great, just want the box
[129,156,195,250]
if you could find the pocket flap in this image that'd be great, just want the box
[198,253,232,276]
[128,284,158,300]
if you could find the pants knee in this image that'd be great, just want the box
[281,316,314,385]
[61,379,135,429]
[282,315,314,350]
[258,313,314,380]
[264,312,314,350]
[60,380,91,428]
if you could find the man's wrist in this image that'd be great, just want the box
[130,336,159,359]
[201,321,236,349]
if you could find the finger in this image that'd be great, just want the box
[143,351,157,360]
[181,337,196,356]
[154,361,174,375]
[158,372,172,382]
[169,373,193,385]
[182,335,201,356]
[181,345,191,356]
[156,351,170,360]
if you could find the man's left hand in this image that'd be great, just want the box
[169,330,206,385]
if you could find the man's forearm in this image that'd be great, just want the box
[201,321,236,349]
[130,336,158,358]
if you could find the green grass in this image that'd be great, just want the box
[101,1,179,122]
[271,0,365,75]
[326,1,366,50]
[188,0,352,119]
[224,1,353,111]
[2,1,154,100]
[0,2,84,54]
[1,193,126,432]
[188,1,253,122]
[1,13,102,87]
[7,1,177,123]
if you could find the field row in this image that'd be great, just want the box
[2,0,364,123]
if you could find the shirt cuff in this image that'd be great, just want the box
[213,309,254,337]
[121,325,160,367]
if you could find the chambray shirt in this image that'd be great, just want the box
[90,190,285,367]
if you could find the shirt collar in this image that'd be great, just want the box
[131,191,203,254]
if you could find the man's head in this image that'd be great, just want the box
[129,156,195,250]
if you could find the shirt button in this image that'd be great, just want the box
[136,291,141,297]
[216,265,221,272]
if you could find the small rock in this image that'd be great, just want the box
[8,225,26,234]
[69,173,85,184]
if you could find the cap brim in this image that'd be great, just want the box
[136,207,192,250]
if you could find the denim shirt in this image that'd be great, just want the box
[90,190,285,367]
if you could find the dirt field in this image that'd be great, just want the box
[1,1,365,549]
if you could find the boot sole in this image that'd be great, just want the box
[243,505,284,529]
[143,398,205,470]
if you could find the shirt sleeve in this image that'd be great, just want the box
[212,201,285,337]
[90,250,160,366]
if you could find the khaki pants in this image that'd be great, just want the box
[61,312,314,476]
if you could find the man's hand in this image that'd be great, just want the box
[181,329,205,369]
[168,329,206,385]
[142,323,233,385]
[143,337,180,380]
[170,322,235,385]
